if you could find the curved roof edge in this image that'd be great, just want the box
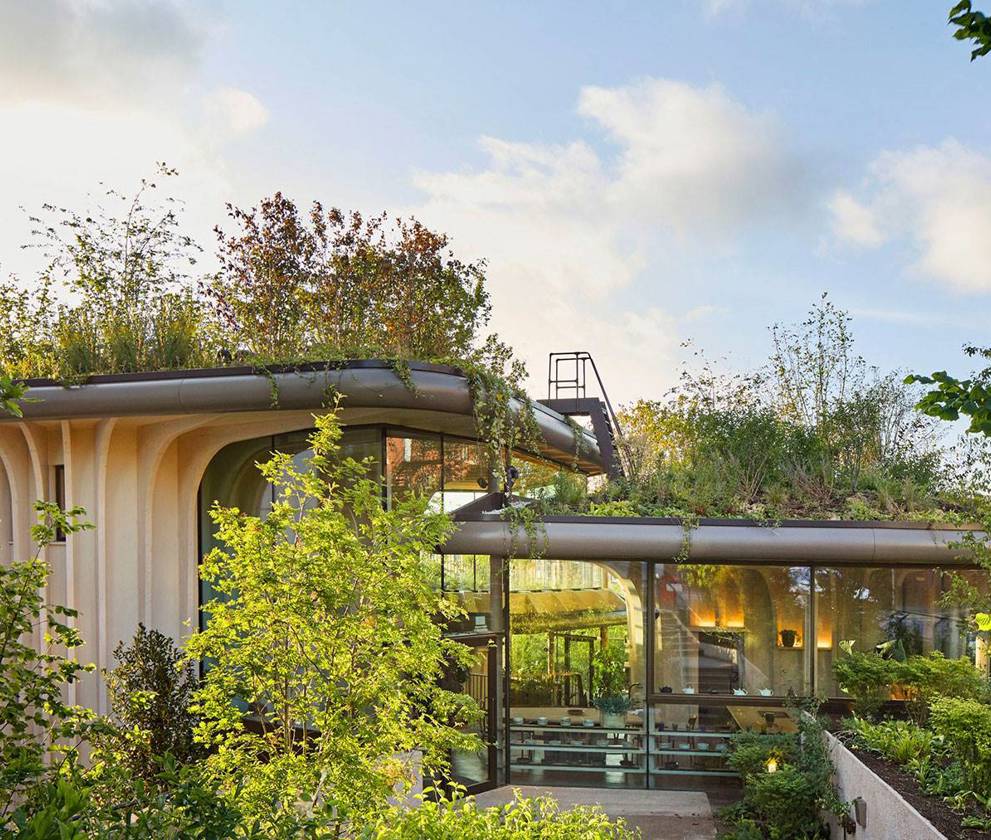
[4,360,606,475]
[440,517,984,566]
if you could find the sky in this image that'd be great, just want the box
[0,0,989,404]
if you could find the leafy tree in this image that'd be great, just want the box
[0,375,27,416]
[1,503,93,829]
[950,2,991,60]
[207,193,490,364]
[184,411,481,835]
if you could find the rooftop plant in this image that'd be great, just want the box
[0,168,541,485]
[524,295,989,524]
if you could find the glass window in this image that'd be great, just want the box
[442,437,488,511]
[814,567,984,697]
[437,555,495,635]
[653,564,810,698]
[508,559,646,788]
[385,432,442,507]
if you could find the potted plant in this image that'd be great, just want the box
[591,645,632,728]
[779,628,798,648]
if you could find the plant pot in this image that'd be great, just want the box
[780,629,798,648]
[602,711,626,729]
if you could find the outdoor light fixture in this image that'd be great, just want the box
[766,756,778,774]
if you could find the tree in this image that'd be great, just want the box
[207,193,490,364]
[95,624,201,784]
[950,2,991,60]
[1,503,92,829]
[184,411,481,835]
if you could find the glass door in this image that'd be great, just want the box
[447,638,499,794]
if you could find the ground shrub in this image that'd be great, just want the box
[359,790,640,839]
[929,696,991,798]
[719,710,845,840]
[846,718,933,765]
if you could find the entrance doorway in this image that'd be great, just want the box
[447,637,499,794]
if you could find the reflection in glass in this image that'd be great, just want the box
[508,559,646,788]
[653,564,809,698]
[385,432,442,507]
[815,567,983,697]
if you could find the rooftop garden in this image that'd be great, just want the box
[520,295,991,526]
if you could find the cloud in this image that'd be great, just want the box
[578,79,800,233]
[828,190,883,246]
[0,0,204,106]
[831,140,991,293]
[203,87,270,137]
[413,77,801,401]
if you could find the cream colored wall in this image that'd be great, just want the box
[0,409,324,713]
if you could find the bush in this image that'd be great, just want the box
[720,710,844,840]
[359,790,640,839]
[96,623,201,783]
[847,718,933,765]
[897,652,990,722]
[743,765,823,839]
[832,650,896,718]
[929,696,991,797]
[725,732,799,778]
[833,649,990,721]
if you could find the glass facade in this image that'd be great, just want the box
[197,425,988,793]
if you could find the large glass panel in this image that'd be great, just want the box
[385,431,442,507]
[649,701,792,792]
[447,643,497,790]
[653,564,810,698]
[439,554,495,635]
[509,559,646,788]
[815,567,985,697]
[442,437,488,510]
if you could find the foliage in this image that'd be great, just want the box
[0,164,214,381]
[929,696,991,797]
[833,648,990,722]
[207,193,490,364]
[19,759,242,840]
[95,623,201,784]
[359,789,641,839]
[724,732,799,779]
[949,2,991,60]
[184,411,482,834]
[590,644,632,713]
[720,709,845,840]
[528,297,971,524]
[846,717,934,766]
[0,503,93,830]
[0,376,27,416]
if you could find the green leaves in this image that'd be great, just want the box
[184,411,481,834]
[949,2,991,60]
[0,376,27,416]
[1,506,94,830]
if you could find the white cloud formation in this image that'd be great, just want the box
[0,0,203,106]
[413,77,801,401]
[828,190,883,246]
[0,1,269,287]
[203,87,270,137]
[831,140,991,293]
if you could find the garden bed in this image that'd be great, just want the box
[836,735,988,839]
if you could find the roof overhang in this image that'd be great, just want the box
[3,361,605,474]
[440,514,983,566]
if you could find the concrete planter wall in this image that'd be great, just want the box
[823,731,944,840]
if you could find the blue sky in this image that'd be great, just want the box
[1,1,989,402]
